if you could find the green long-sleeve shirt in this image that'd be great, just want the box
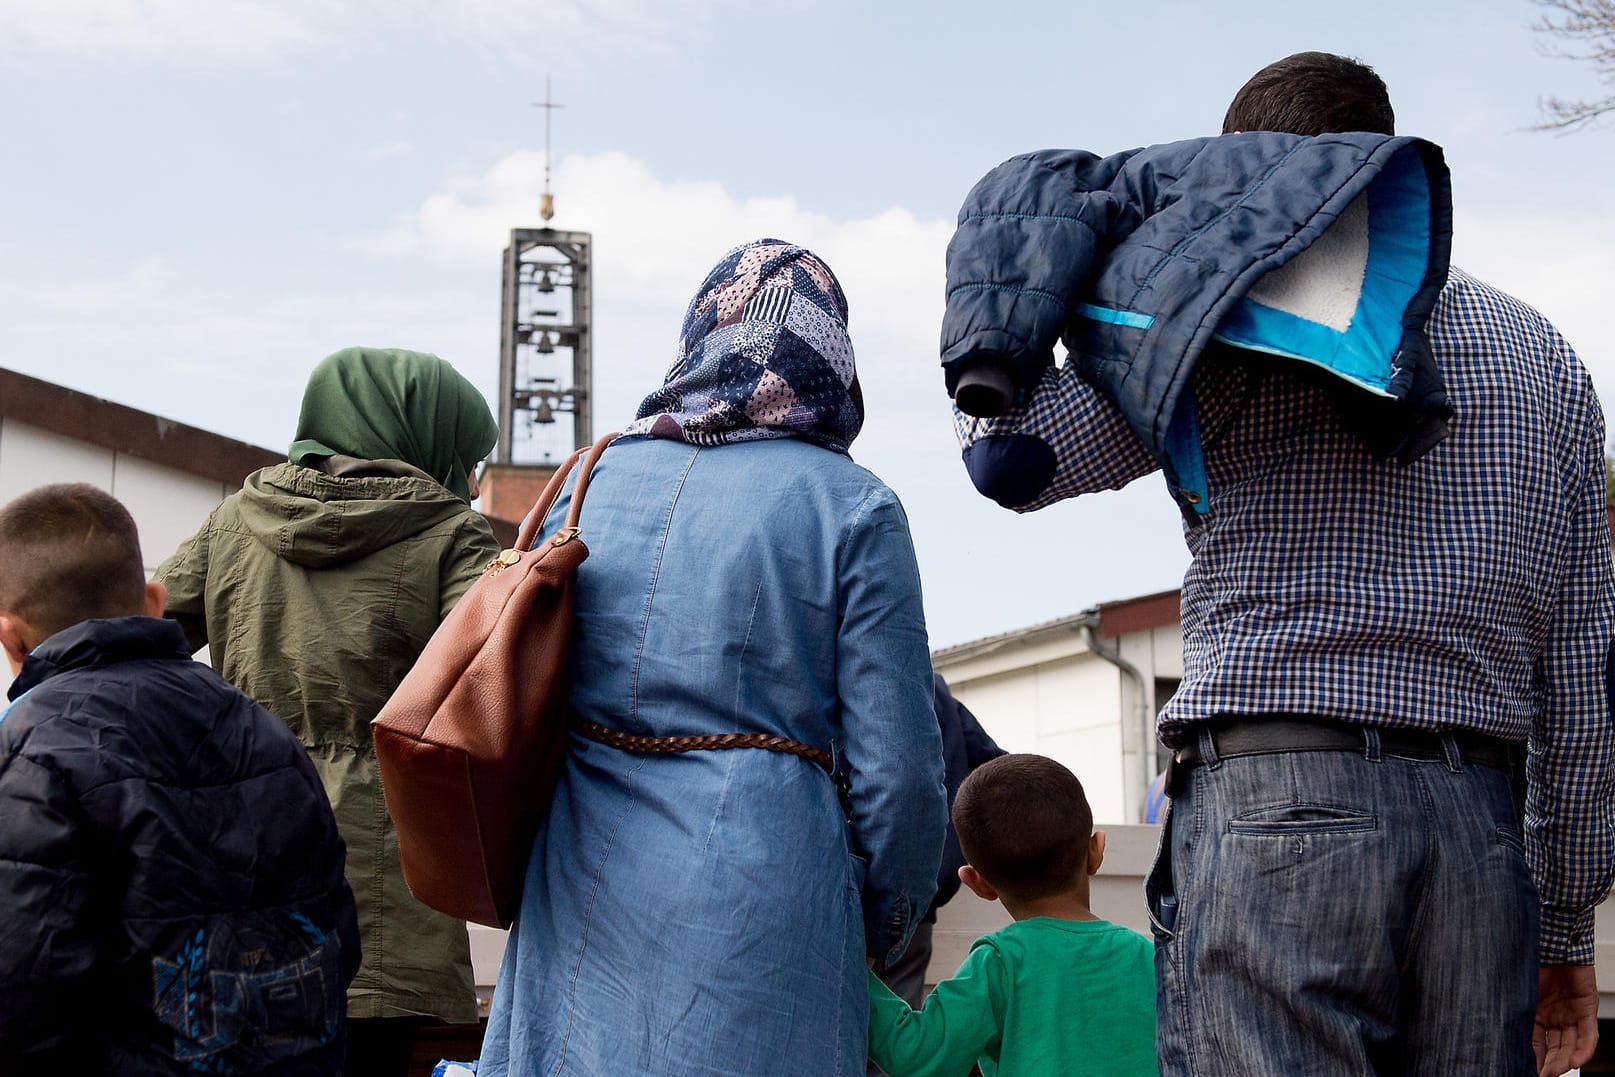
[868,917,1157,1077]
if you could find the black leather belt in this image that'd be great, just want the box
[1177,715,1521,774]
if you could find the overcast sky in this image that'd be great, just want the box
[3,0,1612,647]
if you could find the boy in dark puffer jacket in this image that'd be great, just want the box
[0,483,360,1075]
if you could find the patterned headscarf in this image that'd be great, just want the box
[621,239,864,453]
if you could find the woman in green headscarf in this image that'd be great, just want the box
[158,347,501,1077]
[288,347,496,503]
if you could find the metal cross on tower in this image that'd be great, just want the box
[532,77,562,224]
[494,78,593,468]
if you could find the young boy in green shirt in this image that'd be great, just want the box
[868,754,1157,1076]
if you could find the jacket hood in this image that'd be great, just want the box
[9,617,192,700]
[238,462,480,568]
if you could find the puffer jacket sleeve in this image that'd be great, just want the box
[154,514,214,651]
[940,146,1165,397]
[941,147,1184,511]
[835,484,945,967]
[0,729,96,1062]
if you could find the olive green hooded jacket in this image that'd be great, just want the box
[157,459,499,1022]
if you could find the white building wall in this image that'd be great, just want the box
[941,647,1134,825]
[0,418,233,571]
[1149,622,1185,680]
[1110,619,1185,819]
[0,417,234,694]
[934,605,1187,826]
[0,420,115,497]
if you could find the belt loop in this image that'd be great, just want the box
[1197,723,1221,769]
[1439,731,1463,773]
[1363,726,1382,763]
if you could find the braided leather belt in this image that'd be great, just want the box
[570,717,834,776]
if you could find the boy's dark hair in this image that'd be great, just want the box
[952,753,1093,899]
[0,484,146,638]
[1223,51,1395,136]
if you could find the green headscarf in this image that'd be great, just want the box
[288,347,499,503]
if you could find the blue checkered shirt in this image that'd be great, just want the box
[956,268,1615,962]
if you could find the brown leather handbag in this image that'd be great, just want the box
[371,432,616,929]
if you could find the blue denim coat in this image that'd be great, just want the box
[481,438,946,1076]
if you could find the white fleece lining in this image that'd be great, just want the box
[1244,192,1370,333]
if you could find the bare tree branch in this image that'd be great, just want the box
[1532,0,1615,130]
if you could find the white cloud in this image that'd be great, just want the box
[369,149,954,353]
[0,0,320,63]
[341,226,423,259]
[388,0,731,58]
[356,146,961,491]
[366,140,415,160]
[9,257,496,453]
[0,0,731,64]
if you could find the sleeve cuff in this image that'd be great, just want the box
[866,895,917,970]
[1539,904,1597,965]
[962,435,1057,510]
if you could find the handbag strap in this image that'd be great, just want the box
[570,716,834,776]
[514,432,620,551]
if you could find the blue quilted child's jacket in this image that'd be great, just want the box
[0,617,359,1074]
[941,131,1453,517]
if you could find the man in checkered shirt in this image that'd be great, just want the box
[951,53,1613,1076]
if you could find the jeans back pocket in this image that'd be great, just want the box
[1226,802,1377,836]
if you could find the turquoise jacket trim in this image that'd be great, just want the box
[1076,303,1155,330]
[0,687,31,727]
[1213,147,1432,399]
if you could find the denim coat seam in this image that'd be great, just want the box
[628,448,700,725]
[554,755,650,1075]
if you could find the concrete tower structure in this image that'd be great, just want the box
[481,81,594,524]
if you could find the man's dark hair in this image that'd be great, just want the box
[0,484,146,638]
[1223,51,1395,136]
[952,753,1093,899]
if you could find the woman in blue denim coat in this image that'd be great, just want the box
[480,240,947,1076]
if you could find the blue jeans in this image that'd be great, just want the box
[1147,728,1539,1075]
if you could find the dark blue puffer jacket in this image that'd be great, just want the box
[0,617,360,1075]
[942,131,1452,517]
[927,675,1004,919]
